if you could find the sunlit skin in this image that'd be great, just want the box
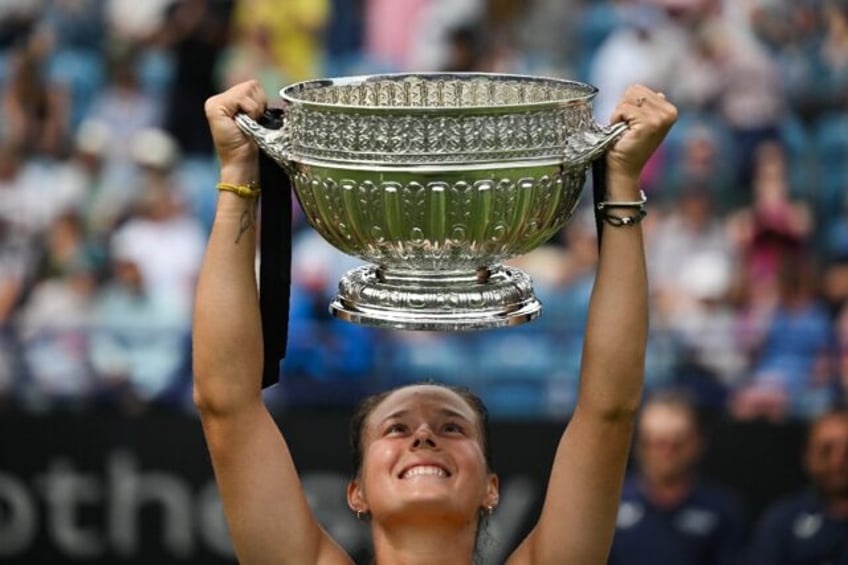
[805,412,848,516]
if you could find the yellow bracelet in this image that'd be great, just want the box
[216,181,261,199]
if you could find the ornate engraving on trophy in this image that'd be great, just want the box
[235,73,626,330]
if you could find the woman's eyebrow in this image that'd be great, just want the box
[378,407,471,424]
[379,409,409,424]
[438,408,473,422]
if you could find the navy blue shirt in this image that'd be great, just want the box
[748,489,848,565]
[608,476,747,565]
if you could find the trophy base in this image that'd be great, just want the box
[329,265,541,331]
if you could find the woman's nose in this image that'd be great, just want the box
[412,426,437,448]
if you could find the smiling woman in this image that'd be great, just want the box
[347,383,498,556]
[192,79,677,565]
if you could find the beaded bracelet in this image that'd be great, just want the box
[216,181,261,199]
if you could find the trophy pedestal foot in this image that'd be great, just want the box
[329,265,541,331]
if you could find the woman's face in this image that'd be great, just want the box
[348,385,498,525]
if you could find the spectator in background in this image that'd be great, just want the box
[108,128,205,318]
[231,0,328,83]
[33,0,106,135]
[659,123,735,211]
[587,2,687,190]
[76,46,165,229]
[33,211,100,283]
[665,14,726,115]
[2,42,68,156]
[0,143,36,347]
[15,247,97,409]
[0,1,42,54]
[721,30,786,190]
[103,0,177,105]
[508,0,582,76]
[105,0,174,45]
[609,390,748,565]
[781,0,848,126]
[648,182,737,328]
[731,256,834,422]
[362,0,428,71]
[218,10,289,93]
[85,45,163,166]
[0,142,53,256]
[823,244,848,316]
[64,118,139,242]
[589,4,681,123]
[408,0,484,72]
[324,0,364,75]
[0,144,92,250]
[14,214,99,409]
[665,252,748,404]
[726,140,831,420]
[729,140,813,312]
[746,0,819,56]
[89,233,190,411]
[0,161,30,401]
[440,25,482,73]
[748,407,848,564]
[835,306,848,407]
[676,7,786,189]
[818,0,848,116]
[157,0,233,156]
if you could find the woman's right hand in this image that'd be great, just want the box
[204,80,268,181]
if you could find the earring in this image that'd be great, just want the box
[484,505,495,516]
[355,509,369,521]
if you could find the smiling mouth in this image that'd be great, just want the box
[399,465,451,479]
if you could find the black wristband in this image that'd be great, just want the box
[602,208,647,227]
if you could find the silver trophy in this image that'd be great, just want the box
[236,73,625,331]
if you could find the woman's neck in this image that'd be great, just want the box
[371,519,478,565]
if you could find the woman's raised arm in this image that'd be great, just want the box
[508,85,677,565]
[192,80,351,565]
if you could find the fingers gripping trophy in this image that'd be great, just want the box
[234,73,632,331]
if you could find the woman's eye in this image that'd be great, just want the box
[443,423,464,434]
[386,423,407,435]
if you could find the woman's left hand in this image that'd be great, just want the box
[605,84,678,183]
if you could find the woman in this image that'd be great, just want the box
[193,79,677,564]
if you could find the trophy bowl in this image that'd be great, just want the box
[236,72,626,330]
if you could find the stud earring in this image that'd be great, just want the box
[355,509,369,521]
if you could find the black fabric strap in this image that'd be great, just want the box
[592,157,608,250]
[257,109,290,389]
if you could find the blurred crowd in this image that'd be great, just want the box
[1,0,848,421]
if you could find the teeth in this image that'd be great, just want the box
[402,465,447,479]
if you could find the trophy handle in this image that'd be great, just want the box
[563,121,628,167]
[234,108,294,173]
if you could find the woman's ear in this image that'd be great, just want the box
[484,473,500,509]
[347,478,367,513]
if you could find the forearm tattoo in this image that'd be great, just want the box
[234,201,258,244]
